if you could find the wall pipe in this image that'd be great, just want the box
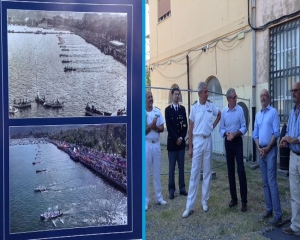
[186,55,191,116]
[251,0,257,162]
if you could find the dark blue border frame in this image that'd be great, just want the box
[1,0,143,239]
[141,2,146,240]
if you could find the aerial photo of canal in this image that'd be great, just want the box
[7,10,127,118]
[9,124,127,233]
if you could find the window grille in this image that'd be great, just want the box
[270,18,300,122]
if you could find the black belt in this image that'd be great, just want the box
[199,134,210,139]
[146,139,159,144]
[292,150,300,156]
[259,143,277,148]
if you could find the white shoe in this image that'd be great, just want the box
[203,204,208,212]
[145,205,148,211]
[157,200,167,205]
[182,209,190,218]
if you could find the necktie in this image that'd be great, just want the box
[175,106,178,111]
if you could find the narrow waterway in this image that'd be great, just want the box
[8,25,127,118]
[9,139,127,233]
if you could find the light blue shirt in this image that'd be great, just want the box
[252,105,280,146]
[219,104,247,138]
[286,105,300,153]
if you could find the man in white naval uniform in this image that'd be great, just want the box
[145,90,167,211]
[182,82,221,218]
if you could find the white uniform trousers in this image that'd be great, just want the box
[146,140,163,206]
[186,135,212,211]
[289,151,300,232]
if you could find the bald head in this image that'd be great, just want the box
[260,89,270,110]
[146,90,153,110]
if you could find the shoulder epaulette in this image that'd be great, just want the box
[207,99,212,103]
[192,100,197,105]
[165,104,172,110]
[154,106,160,110]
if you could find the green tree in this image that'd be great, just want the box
[146,65,151,86]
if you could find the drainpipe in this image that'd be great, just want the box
[186,55,191,116]
[251,0,257,162]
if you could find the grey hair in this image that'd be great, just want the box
[260,89,269,97]
[146,89,152,96]
[198,82,207,93]
[226,88,236,99]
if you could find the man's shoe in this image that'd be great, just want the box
[169,193,174,200]
[241,203,247,212]
[269,216,282,226]
[182,209,191,218]
[180,191,188,196]
[203,204,208,212]
[282,226,300,236]
[145,205,148,211]
[157,200,167,205]
[262,211,273,219]
[229,200,237,208]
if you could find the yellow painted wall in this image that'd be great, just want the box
[148,0,252,126]
[149,0,248,64]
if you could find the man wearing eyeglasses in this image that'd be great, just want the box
[253,89,282,226]
[280,82,300,236]
[219,88,248,212]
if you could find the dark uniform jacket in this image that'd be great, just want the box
[165,104,188,151]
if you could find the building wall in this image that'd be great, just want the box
[149,0,252,128]
[255,0,300,112]
[149,0,248,63]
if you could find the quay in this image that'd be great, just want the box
[50,140,127,193]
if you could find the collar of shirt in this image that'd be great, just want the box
[172,103,179,109]
[196,99,209,107]
[260,104,271,112]
[226,104,238,112]
[293,104,300,112]
[146,106,157,113]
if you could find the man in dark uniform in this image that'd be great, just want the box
[165,87,188,199]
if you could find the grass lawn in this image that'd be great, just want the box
[146,145,291,240]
